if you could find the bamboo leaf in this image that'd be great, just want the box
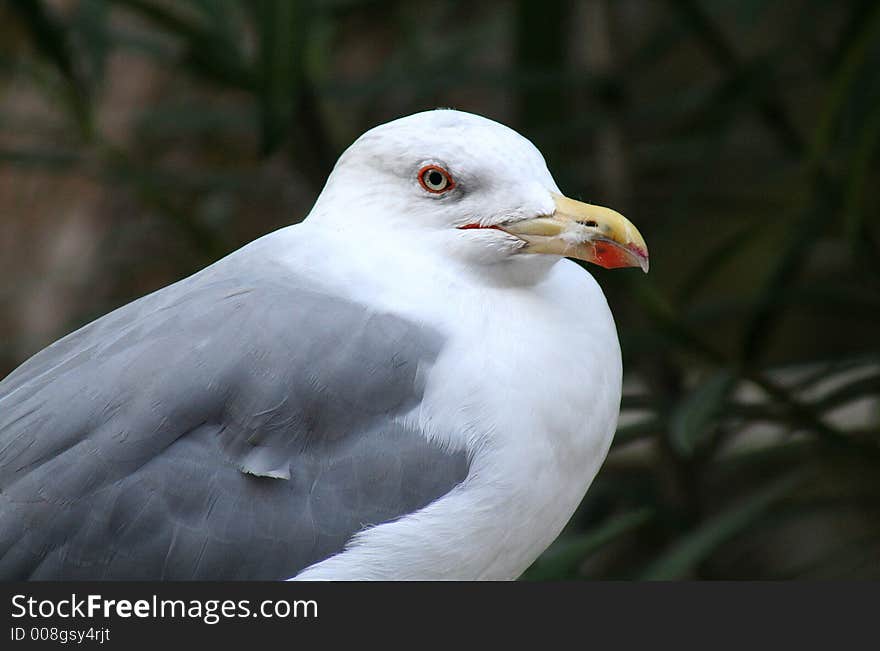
[816,374,880,412]
[843,94,880,268]
[670,370,736,456]
[613,419,662,448]
[807,1,880,170]
[8,0,92,136]
[676,219,764,303]
[109,0,252,88]
[253,0,309,154]
[523,509,654,580]
[640,474,803,579]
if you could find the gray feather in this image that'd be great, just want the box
[0,243,469,580]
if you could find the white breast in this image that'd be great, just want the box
[293,251,622,580]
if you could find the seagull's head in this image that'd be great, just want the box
[310,109,648,273]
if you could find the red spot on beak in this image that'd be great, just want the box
[593,241,647,270]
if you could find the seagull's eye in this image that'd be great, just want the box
[418,165,454,194]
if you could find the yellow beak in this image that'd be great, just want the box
[501,193,649,272]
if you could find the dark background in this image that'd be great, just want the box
[1,0,878,579]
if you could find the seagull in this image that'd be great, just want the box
[0,109,648,580]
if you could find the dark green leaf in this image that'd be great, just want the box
[640,474,803,579]
[524,509,654,580]
[670,370,736,456]
[253,0,309,154]
[7,0,92,136]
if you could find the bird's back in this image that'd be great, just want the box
[0,235,469,579]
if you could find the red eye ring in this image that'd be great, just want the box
[418,165,455,194]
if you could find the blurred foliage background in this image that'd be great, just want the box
[1,0,878,579]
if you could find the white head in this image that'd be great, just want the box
[308,110,648,272]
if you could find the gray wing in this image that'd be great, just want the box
[0,249,468,580]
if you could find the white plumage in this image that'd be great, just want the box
[291,109,647,579]
[0,109,647,581]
